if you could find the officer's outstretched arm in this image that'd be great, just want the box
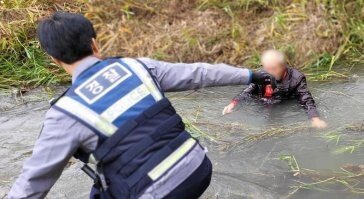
[138,58,252,92]
[7,108,82,199]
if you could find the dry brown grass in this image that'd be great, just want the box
[0,0,363,88]
[84,0,361,68]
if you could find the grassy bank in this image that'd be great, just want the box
[1,0,363,89]
[0,0,83,89]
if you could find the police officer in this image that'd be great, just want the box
[8,12,275,199]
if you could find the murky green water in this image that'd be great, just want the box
[1,68,363,198]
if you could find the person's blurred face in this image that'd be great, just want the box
[261,53,286,80]
[262,61,285,80]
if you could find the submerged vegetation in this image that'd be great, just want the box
[280,154,364,197]
[0,0,363,88]
[322,123,364,155]
[277,123,364,197]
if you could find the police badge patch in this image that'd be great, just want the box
[75,62,132,104]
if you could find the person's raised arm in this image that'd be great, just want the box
[138,57,252,92]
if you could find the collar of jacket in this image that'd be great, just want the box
[72,56,101,84]
[277,67,289,83]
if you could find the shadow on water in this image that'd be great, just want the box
[0,67,363,198]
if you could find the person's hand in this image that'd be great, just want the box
[311,117,327,129]
[252,71,277,89]
[222,103,236,115]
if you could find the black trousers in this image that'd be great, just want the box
[164,156,213,199]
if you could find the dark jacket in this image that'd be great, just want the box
[232,67,319,118]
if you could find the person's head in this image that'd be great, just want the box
[37,12,100,74]
[261,49,287,80]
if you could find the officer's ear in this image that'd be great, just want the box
[91,38,101,59]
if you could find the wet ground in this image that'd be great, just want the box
[0,67,363,199]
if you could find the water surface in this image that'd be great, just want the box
[0,68,363,198]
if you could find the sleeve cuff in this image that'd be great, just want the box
[231,100,239,106]
[248,69,253,84]
[308,109,320,119]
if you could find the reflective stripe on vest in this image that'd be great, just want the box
[122,58,163,101]
[148,138,196,180]
[56,96,117,136]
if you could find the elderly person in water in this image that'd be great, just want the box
[223,49,327,129]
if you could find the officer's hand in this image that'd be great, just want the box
[252,71,277,89]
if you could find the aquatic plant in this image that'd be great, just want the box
[322,123,364,154]
[277,123,364,197]
[280,154,364,198]
[184,118,219,142]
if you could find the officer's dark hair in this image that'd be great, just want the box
[37,12,97,64]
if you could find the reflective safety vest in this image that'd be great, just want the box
[52,57,206,198]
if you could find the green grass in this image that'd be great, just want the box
[0,0,84,89]
[0,31,67,89]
